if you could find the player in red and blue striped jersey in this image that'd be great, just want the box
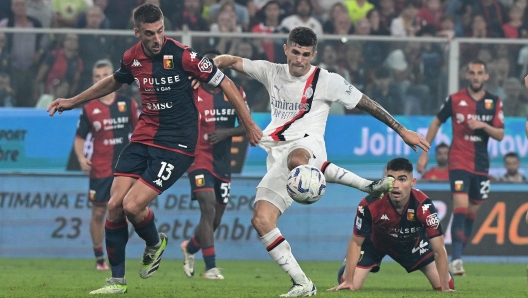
[330,158,454,292]
[418,59,504,276]
[74,59,138,271]
[181,50,247,280]
[48,4,262,294]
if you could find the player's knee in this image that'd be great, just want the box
[251,212,273,231]
[122,199,140,217]
[287,156,307,171]
[92,208,106,222]
[107,199,122,213]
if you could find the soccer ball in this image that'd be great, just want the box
[286,165,326,205]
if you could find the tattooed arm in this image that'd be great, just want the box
[356,94,430,152]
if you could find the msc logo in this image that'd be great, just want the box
[146,102,173,110]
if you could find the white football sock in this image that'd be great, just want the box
[323,162,372,191]
[261,228,309,285]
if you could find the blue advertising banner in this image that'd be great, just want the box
[0,109,526,175]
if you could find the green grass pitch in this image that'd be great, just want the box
[1,258,527,297]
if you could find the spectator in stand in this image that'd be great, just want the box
[485,61,506,99]
[366,66,403,115]
[0,32,10,76]
[390,0,420,37]
[353,17,372,35]
[502,77,528,116]
[35,77,69,109]
[33,33,83,103]
[318,42,351,83]
[0,72,15,107]
[436,15,456,39]
[172,0,209,31]
[75,6,109,30]
[367,8,390,35]
[379,0,398,30]
[76,0,110,29]
[344,43,368,93]
[499,152,527,182]
[208,0,250,31]
[417,25,445,112]
[52,0,87,28]
[0,0,46,107]
[27,0,54,28]
[0,0,11,21]
[502,3,525,38]
[280,0,323,35]
[417,0,443,30]
[323,3,352,34]
[251,1,286,63]
[105,1,137,29]
[209,9,242,55]
[421,142,449,181]
[77,5,113,91]
[472,0,507,38]
[344,0,375,25]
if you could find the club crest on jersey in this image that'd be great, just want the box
[195,174,205,187]
[305,86,313,99]
[407,209,415,221]
[118,101,126,112]
[198,57,213,73]
[484,99,493,109]
[163,55,174,69]
[455,180,464,191]
[89,189,96,201]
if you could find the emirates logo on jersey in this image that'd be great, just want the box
[163,55,174,69]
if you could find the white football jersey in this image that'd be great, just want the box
[242,58,363,142]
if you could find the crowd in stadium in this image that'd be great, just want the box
[0,0,528,116]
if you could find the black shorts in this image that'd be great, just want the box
[115,142,194,193]
[355,237,434,273]
[188,169,230,205]
[89,177,113,205]
[449,169,490,202]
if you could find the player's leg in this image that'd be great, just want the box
[252,191,316,297]
[91,203,108,270]
[419,261,454,291]
[195,189,223,279]
[287,136,393,197]
[89,177,113,271]
[90,176,135,294]
[448,170,470,276]
[127,147,194,279]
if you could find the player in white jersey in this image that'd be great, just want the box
[214,27,430,297]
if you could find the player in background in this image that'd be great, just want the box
[48,4,262,295]
[523,74,528,224]
[417,59,504,276]
[74,59,139,271]
[420,142,449,181]
[181,50,247,280]
[329,158,454,292]
[214,26,430,297]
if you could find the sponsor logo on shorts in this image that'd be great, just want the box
[412,240,428,255]
[89,189,96,201]
[455,180,464,191]
[195,174,205,187]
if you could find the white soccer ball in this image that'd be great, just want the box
[286,165,326,205]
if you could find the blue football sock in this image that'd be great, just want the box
[105,219,129,278]
[202,246,216,270]
[133,208,160,247]
[451,210,467,260]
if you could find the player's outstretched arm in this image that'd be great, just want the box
[47,75,123,116]
[417,117,442,173]
[328,235,364,291]
[213,55,246,74]
[219,77,262,146]
[429,235,454,292]
[356,94,430,153]
[208,125,246,145]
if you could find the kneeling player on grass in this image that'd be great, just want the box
[329,158,454,292]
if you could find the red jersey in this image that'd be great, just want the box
[113,38,225,156]
[421,167,449,181]
[354,189,443,259]
[436,89,504,174]
[76,94,138,178]
[187,85,246,181]
[251,23,277,62]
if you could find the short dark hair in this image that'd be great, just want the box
[386,157,414,173]
[468,59,487,72]
[436,142,449,152]
[133,4,164,28]
[504,152,519,160]
[287,26,317,50]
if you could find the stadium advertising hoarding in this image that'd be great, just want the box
[0,175,526,260]
[0,109,527,172]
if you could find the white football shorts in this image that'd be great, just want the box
[255,135,327,213]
